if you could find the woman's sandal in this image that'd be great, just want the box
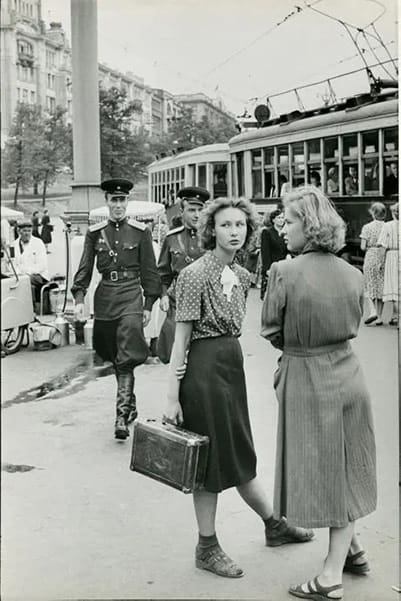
[289,576,343,600]
[343,550,370,575]
[195,545,244,578]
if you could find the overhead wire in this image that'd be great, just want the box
[361,30,395,78]
[203,0,324,77]
[370,22,398,73]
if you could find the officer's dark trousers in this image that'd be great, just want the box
[93,314,149,372]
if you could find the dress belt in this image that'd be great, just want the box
[102,269,139,282]
[283,341,350,357]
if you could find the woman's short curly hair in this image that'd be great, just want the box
[390,202,399,218]
[283,185,346,253]
[199,197,258,251]
[369,202,386,220]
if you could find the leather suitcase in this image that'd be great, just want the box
[130,419,209,493]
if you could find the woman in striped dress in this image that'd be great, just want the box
[261,186,377,600]
[378,203,399,326]
[164,197,313,580]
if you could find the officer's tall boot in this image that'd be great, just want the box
[127,385,138,424]
[114,371,134,440]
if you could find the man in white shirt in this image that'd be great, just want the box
[13,220,49,310]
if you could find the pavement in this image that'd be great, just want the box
[1,289,399,601]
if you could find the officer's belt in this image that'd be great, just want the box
[102,269,139,282]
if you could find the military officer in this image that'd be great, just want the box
[71,178,161,440]
[157,186,210,363]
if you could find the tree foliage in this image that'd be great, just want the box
[99,86,153,181]
[150,107,238,158]
[2,103,72,205]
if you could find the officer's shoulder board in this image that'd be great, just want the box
[127,217,147,231]
[89,220,107,233]
[166,225,185,237]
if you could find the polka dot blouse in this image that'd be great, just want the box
[175,250,251,340]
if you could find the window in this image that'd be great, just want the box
[236,152,244,197]
[277,145,290,195]
[30,90,35,104]
[383,127,398,154]
[251,150,262,198]
[263,147,275,197]
[383,127,398,196]
[213,163,227,198]
[292,142,305,187]
[17,87,21,102]
[188,164,195,186]
[47,73,55,89]
[46,96,56,113]
[46,50,55,68]
[343,134,358,160]
[361,131,379,193]
[198,164,206,189]
[323,137,339,195]
[22,88,28,102]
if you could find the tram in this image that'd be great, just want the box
[148,143,230,205]
[230,91,398,259]
[147,91,398,261]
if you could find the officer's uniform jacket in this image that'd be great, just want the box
[157,225,204,299]
[71,218,161,320]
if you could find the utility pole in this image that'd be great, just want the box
[65,0,103,232]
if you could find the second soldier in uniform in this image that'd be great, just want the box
[157,186,210,363]
[71,179,161,440]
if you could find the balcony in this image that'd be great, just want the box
[17,50,34,68]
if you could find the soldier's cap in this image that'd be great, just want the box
[177,186,210,205]
[17,219,33,228]
[101,178,133,196]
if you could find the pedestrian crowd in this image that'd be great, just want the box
[66,177,397,600]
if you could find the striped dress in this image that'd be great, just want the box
[261,252,377,528]
[378,219,399,302]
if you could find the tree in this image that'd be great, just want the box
[2,103,72,205]
[2,104,43,205]
[149,107,239,159]
[34,107,73,205]
[99,86,152,182]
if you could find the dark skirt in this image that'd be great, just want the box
[179,336,257,493]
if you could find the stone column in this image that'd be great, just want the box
[65,0,103,233]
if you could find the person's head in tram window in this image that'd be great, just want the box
[310,171,321,188]
[281,185,346,255]
[177,186,210,231]
[198,197,257,253]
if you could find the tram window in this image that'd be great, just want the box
[263,147,274,166]
[324,137,338,159]
[344,164,359,196]
[363,158,379,192]
[384,127,398,153]
[278,171,290,196]
[307,139,321,162]
[198,164,206,188]
[213,163,227,198]
[362,131,378,155]
[292,143,305,187]
[278,145,289,165]
[188,164,195,185]
[180,167,185,180]
[264,171,275,198]
[343,135,358,159]
[383,160,398,196]
[252,150,263,198]
[326,166,339,194]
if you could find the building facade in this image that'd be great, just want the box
[1,2,236,146]
[174,93,237,129]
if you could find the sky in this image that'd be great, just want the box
[40,0,398,117]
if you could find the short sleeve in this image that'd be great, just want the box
[175,266,203,322]
[237,265,251,294]
[260,262,286,349]
[377,223,388,248]
[359,224,368,240]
